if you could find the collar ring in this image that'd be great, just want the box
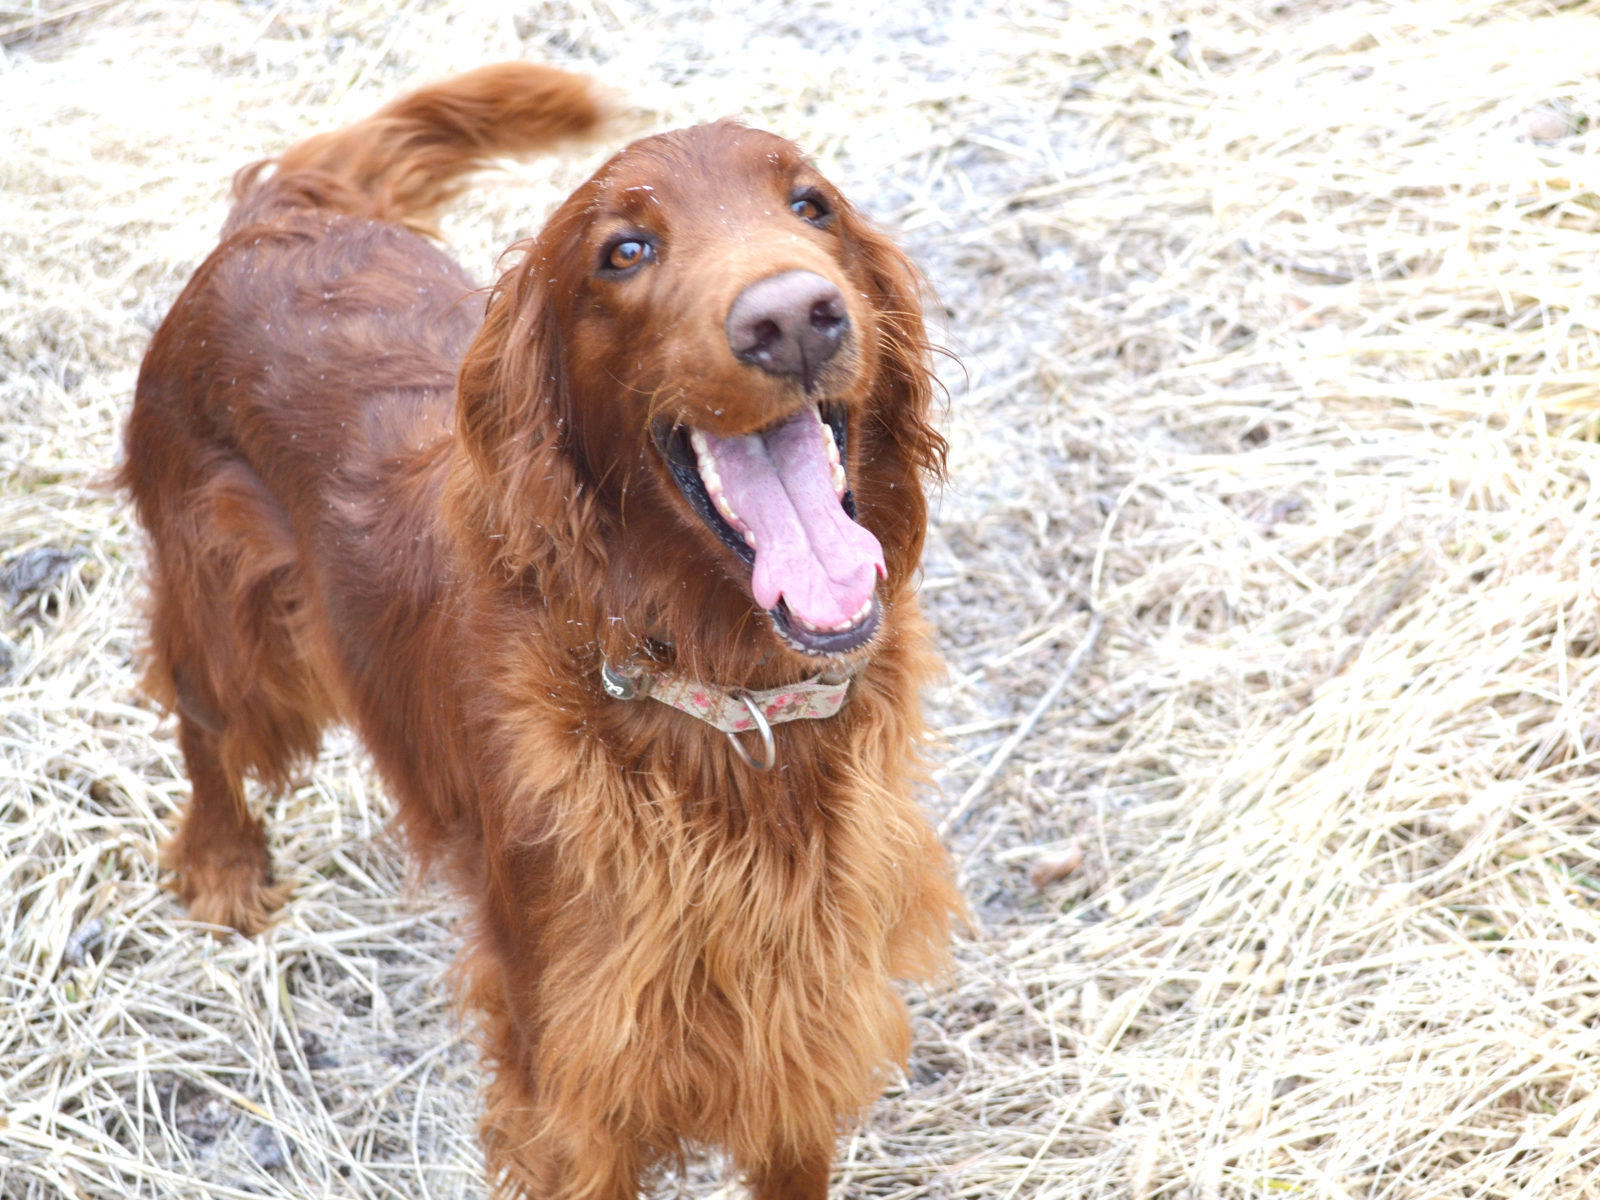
[724,693,776,771]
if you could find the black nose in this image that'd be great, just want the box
[725,270,849,388]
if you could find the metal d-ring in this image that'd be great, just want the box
[725,692,776,771]
[599,660,640,701]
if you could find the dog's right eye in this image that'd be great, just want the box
[602,238,654,273]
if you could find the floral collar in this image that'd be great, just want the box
[599,658,857,770]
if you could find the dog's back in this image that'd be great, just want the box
[129,63,601,477]
[120,63,603,931]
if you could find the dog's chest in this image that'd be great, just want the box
[535,773,915,1140]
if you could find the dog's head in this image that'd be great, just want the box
[453,122,943,669]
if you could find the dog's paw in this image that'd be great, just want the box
[160,838,290,937]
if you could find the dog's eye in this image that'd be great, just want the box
[602,238,654,272]
[789,192,830,224]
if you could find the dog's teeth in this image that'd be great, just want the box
[744,530,758,548]
[826,598,874,632]
[820,416,845,496]
[704,476,742,528]
[687,426,754,536]
[696,438,724,495]
[793,597,876,637]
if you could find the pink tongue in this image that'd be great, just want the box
[700,411,883,631]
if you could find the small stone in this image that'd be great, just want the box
[1027,842,1083,889]
[1525,105,1572,143]
[248,1123,288,1170]
[63,917,106,967]
[0,547,82,606]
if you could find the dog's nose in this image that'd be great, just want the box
[725,270,849,386]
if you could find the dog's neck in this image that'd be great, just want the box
[598,649,864,770]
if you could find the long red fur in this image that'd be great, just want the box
[121,62,962,1200]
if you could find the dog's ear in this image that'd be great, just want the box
[836,208,948,582]
[844,211,948,486]
[448,245,607,587]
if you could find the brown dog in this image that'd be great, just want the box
[121,62,960,1200]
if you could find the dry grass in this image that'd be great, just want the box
[5,1,1600,1197]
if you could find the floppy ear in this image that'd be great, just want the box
[847,212,948,485]
[447,245,607,587]
[837,208,948,583]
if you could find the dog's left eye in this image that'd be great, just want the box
[602,238,654,272]
[789,192,830,224]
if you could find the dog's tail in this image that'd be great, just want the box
[226,62,603,235]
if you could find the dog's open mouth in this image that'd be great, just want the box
[653,404,884,655]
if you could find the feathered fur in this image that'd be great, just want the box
[121,62,961,1200]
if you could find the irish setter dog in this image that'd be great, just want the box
[121,63,960,1200]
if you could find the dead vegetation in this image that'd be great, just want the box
[4,1,1600,1196]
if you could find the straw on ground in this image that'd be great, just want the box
[4,1,1599,1197]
